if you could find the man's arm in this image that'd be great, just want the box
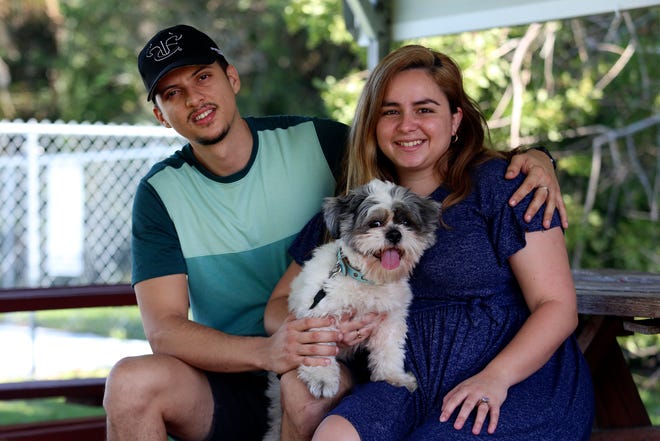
[136,274,273,372]
[136,273,339,374]
[505,147,568,229]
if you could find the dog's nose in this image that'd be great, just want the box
[386,229,402,244]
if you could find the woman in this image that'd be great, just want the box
[290,45,594,440]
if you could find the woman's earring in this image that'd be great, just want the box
[452,134,459,143]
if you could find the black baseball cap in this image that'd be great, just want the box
[138,24,227,101]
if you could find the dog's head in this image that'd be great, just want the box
[322,179,440,284]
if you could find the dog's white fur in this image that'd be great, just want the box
[263,179,440,441]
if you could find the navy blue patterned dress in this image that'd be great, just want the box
[289,158,594,441]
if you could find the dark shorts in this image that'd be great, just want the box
[170,371,270,441]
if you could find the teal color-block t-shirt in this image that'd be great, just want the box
[131,115,347,336]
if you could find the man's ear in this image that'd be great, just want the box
[153,105,171,128]
[225,64,241,94]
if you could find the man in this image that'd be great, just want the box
[103,24,564,441]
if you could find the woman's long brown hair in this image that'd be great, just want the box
[339,45,504,212]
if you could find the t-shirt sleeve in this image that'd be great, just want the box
[288,212,326,265]
[131,179,187,285]
[312,119,349,180]
[479,160,563,266]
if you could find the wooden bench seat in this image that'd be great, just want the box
[1,274,659,440]
[0,377,106,406]
[0,416,106,441]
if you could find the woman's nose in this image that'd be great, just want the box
[398,112,418,131]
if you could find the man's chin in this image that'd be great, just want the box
[196,127,230,146]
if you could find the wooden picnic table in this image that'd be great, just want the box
[573,269,660,440]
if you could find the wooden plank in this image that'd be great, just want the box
[590,426,660,441]
[0,416,106,441]
[0,284,136,313]
[573,269,660,318]
[622,318,660,334]
[582,317,651,428]
[0,378,106,404]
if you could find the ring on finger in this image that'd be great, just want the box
[539,186,549,192]
[478,396,490,406]
[356,329,362,339]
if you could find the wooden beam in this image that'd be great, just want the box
[0,284,136,313]
[0,416,106,441]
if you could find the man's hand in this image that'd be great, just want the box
[268,314,341,374]
[506,148,568,229]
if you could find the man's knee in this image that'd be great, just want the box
[104,354,174,414]
[104,354,214,440]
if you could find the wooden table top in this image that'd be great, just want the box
[573,269,660,318]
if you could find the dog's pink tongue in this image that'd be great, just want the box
[381,249,401,270]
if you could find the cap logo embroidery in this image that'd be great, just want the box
[147,32,183,62]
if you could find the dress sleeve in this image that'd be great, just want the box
[288,212,326,265]
[480,160,563,266]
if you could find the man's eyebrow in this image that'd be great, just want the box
[159,66,210,94]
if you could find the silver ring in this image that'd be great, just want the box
[539,186,549,192]
[479,396,490,406]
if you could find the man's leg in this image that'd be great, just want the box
[104,353,213,441]
[279,364,354,441]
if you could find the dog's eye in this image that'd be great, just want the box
[394,214,412,227]
[369,220,384,228]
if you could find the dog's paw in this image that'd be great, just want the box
[383,372,418,393]
[307,377,340,399]
[297,365,340,398]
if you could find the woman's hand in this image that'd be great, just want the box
[336,311,385,348]
[506,148,568,229]
[439,371,509,435]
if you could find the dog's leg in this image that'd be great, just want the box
[365,310,417,392]
[296,358,341,398]
[262,372,282,441]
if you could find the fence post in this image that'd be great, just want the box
[24,131,42,287]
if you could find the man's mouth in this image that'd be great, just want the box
[191,106,215,123]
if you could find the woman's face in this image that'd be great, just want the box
[376,68,462,187]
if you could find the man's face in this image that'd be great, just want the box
[152,62,241,147]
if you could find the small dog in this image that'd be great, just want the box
[264,179,440,441]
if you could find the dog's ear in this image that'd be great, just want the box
[322,186,370,238]
[322,194,349,239]
[419,198,442,228]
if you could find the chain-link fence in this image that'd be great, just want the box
[0,120,184,288]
